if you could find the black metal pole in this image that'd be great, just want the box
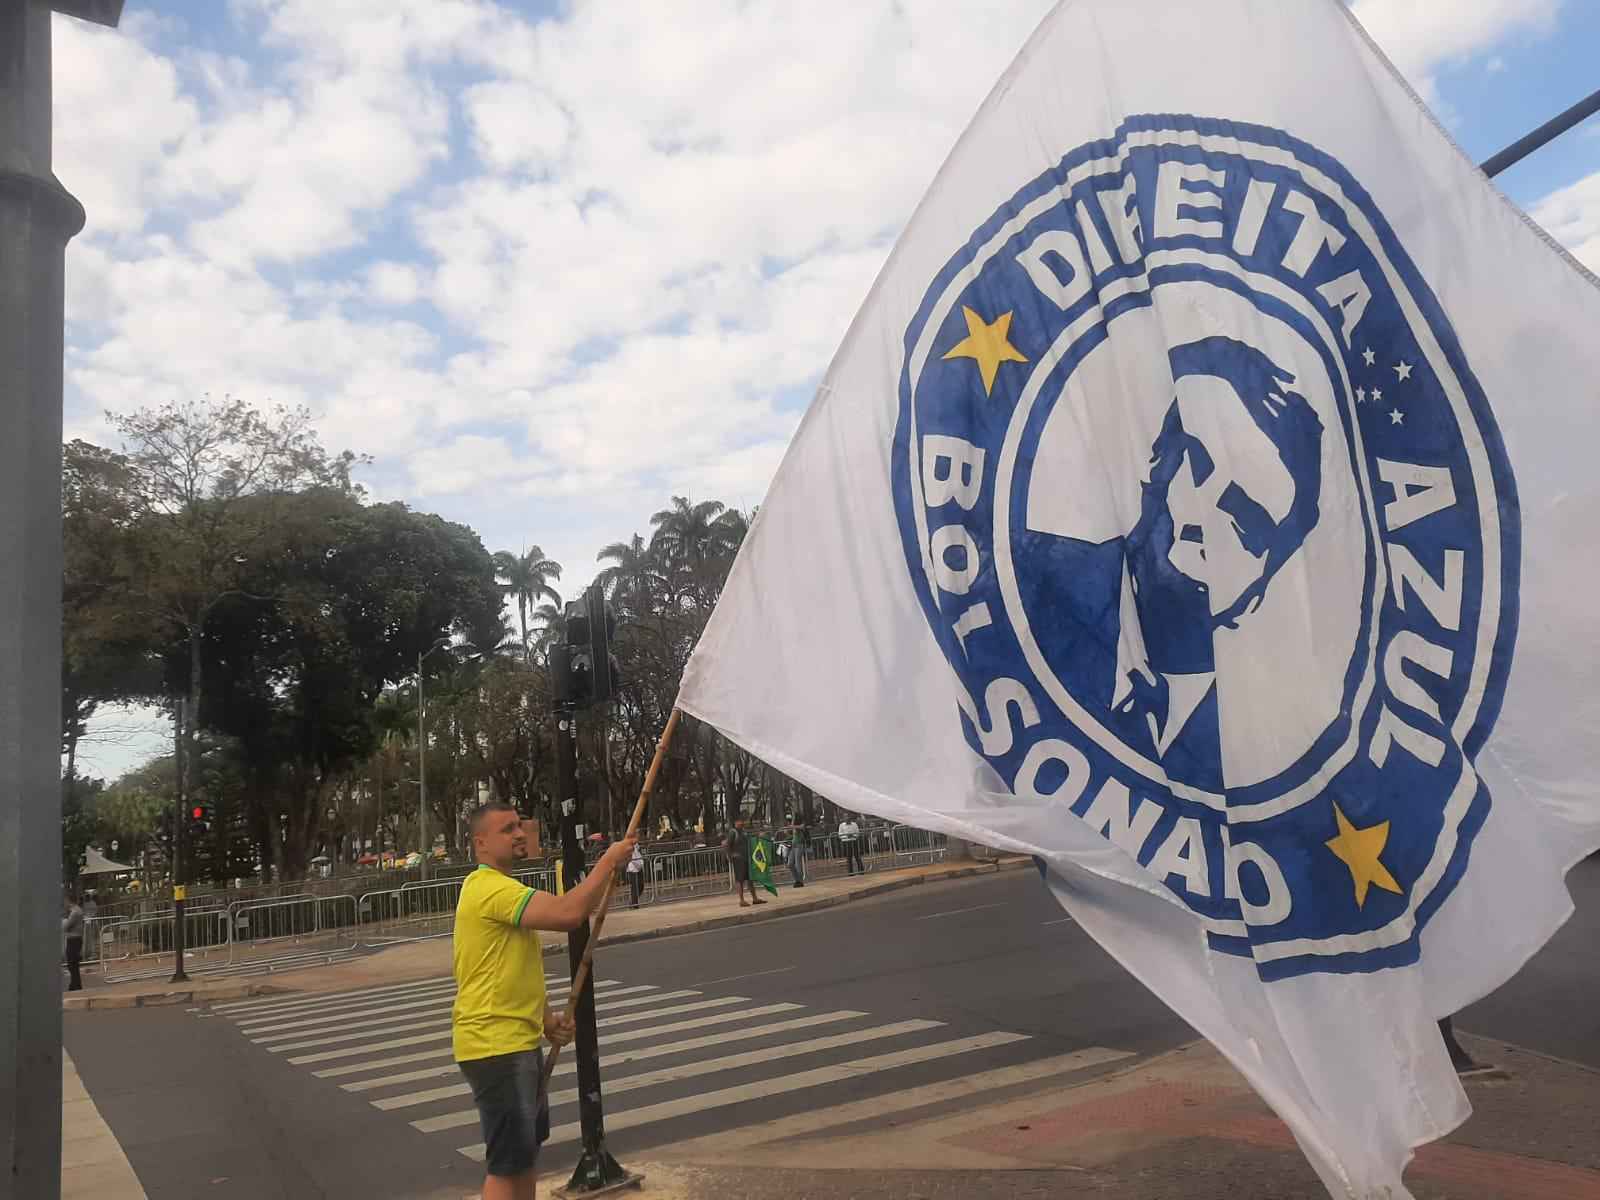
[1481,85,1600,178]
[557,705,630,1192]
[169,698,189,982]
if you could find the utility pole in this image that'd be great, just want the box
[169,698,189,983]
[1,5,125,1197]
[417,655,428,882]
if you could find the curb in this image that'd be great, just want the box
[63,979,289,1012]
[69,858,1030,1009]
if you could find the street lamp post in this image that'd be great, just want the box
[416,637,451,881]
[2,5,125,1196]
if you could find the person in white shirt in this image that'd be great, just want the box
[626,839,646,909]
[838,815,865,876]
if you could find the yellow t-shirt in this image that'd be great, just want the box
[451,865,547,1062]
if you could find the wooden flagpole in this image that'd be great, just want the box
[542,707,681,1085]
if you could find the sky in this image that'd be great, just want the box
[54,0,1600,779]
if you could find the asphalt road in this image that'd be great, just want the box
[66,858,1600,1199]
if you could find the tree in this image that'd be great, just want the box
[493,546,562,662]
[649,495,728,608]
[110,396,365,868]
[199,494,503,878]
[596,534,659,613]
[61,441,159,803]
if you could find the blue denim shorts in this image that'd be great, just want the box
[458,1048,551,1176]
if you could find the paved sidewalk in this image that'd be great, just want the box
[62,1051,147,1200]
[641,1034,1600,1199]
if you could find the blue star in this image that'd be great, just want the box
[1395,361,1413,382]
[1389,409,1404,425]
[1356,386,1366,403]
[1362,348,1376,367]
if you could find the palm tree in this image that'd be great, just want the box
[596,533,661,617]
[493,546,563,661]
[649,496,726,604]
[530,601,565,664]
[709,507,751,573]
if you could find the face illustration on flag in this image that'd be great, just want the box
[890,116,1520,976]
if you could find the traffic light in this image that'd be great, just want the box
[549,583,620,709]
[188,801,210,840]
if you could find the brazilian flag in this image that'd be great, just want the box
[748,834,779,896]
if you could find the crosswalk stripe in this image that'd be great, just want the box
[406,1019,944,1128]
[239,982,646,1036]
[591,995,745,1031]
[291,1000,804,1068]
[212,975,456,1017]
[262,989,708,1052]
[341,1010,867,1094]
[228,974,607,1029]
[663,1047,1136,1158]
[232,983,459,1028]
[458,1031,1032,1159]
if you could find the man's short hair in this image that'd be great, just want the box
[469,802,519,839]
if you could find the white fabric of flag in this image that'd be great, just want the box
[677,2,1600,1196]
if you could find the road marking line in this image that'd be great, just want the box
[230,974,624,1028]
[240,982,645,1037]
[212,975,455,1016]
[219,980,458,1021]
[233,982,460,1027]
[407,1019,944,1128]
[913,903,1005,921]
[687,966,797,988]
[263,990,706,1052]
[458,1031,1033,1159]
[663,1047,1136,1158]
[1041,917,1075,926]
[295,1002,804,1069]
[342,1011,866,1094]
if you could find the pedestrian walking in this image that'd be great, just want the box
[789,824,810,888]
[626,838,646,909]
[839,813,865,875]
[61,894,84,992]
[452,801,635,1200]
[725,818,765,907]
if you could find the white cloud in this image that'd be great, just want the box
[367,261,423,305]
[1348,0,1562,99]
[1530,170,1600,274]
[52,17,198,236]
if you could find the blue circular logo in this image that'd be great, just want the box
[891,116,1520,976]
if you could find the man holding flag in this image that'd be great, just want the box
[676,2,1600,1196]
[452,802,634,1200]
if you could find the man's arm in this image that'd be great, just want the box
[518,837,637,932]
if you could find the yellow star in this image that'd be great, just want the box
[942,306,1028,396]
[1325,803,1404,908]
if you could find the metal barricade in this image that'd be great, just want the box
[97,906,233,983]
[805,831,880,881]
[641,847,733,905]
[890,825,947,867]
[359,878,461,946]
[227,894,356,965]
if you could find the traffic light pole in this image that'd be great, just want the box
[555,703,633,1193]
[170,698,188,983]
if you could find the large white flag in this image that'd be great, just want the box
[678,2,1600,1195]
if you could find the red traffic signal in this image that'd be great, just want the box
[191,805,205,820]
